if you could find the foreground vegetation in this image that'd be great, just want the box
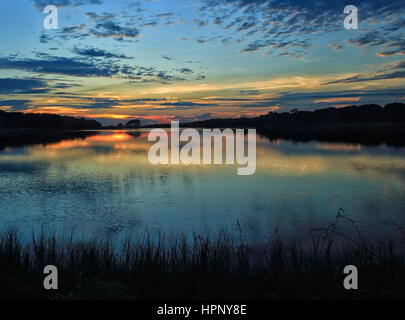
[1,212,405,300]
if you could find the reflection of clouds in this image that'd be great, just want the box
[315,143,361,152]
[256,149,329,175]
[1,131,405,239]
[2,132,405,184]
[0,131,237,181]
[256,143,405,181]
[349,156,405,181]
[113,142,150,152]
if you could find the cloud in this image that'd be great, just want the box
[0,55,121,78]
[195,75,206,80]
[89,21,140,40]
[59,24,88,40]
[376,43,405,57]
[324,61,405,84]
[324,71,405,84]
[129,71,186,84]
[162,55,175,61]
[39,33,53,44]
[0,55,191,83]
[84,11,115,21]
[177,68,193,74]
[240,90,260,96]
[32,0,101,10]
[346,31,386,48]
[314,97,360,103]
[45,11,142,43]
[240,39,310,55]
[0,99,32,111]
[392,60,405,69]
[33,0,405,59]
[195,0,404,56]
[160,101,215,107]
[72,46,132,59]
[330,44,342,52]
[61,24,87,34]
[180,37,218,45]
[0,78,51,94]
[41,24,88,43]
[346,28,405,57]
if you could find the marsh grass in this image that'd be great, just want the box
[1,211,405,300]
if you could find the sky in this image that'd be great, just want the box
[0,0,404,125]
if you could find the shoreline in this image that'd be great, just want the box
[1,124,405,148]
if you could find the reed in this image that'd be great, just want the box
[0,212,404,300]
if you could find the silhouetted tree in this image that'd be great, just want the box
[125,119,141,128]
[290,108,299,114]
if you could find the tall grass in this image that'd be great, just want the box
[1,211,405,300]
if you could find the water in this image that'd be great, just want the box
[1,130,405,242]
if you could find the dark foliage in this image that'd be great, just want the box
[1,214,405,300]
[125,119,141,128]
[0,110,102,130]
[179,103,405,128]
[142,103,405,146]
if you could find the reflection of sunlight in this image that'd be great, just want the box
[2,132,405,184]
[89,133,132,142]
[45,139,90,149]
[42,133,134,149]
[256,148,328,175]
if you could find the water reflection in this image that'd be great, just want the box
[0,130,405,242]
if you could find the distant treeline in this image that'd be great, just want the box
[178,102,405,128]
[0,110,102,130]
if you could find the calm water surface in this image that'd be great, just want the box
[1,130,405,241]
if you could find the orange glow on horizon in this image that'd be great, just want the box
[332,104,351,109]
[315,97,360,103]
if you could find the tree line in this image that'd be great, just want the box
[0,110,102,130]
[180,102,405,128]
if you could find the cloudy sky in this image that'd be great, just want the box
[0,0,404,125]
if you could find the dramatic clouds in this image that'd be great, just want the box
[32,0,101,10]
[72,46,132,59]
[0,54,199,83]
[0,0,403,123]
[0,78,50,94]
[324,60,405,84]
[88,20,140,40]
[191,0,405,58]
[0,99,32,111]
[0,55,123,78]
